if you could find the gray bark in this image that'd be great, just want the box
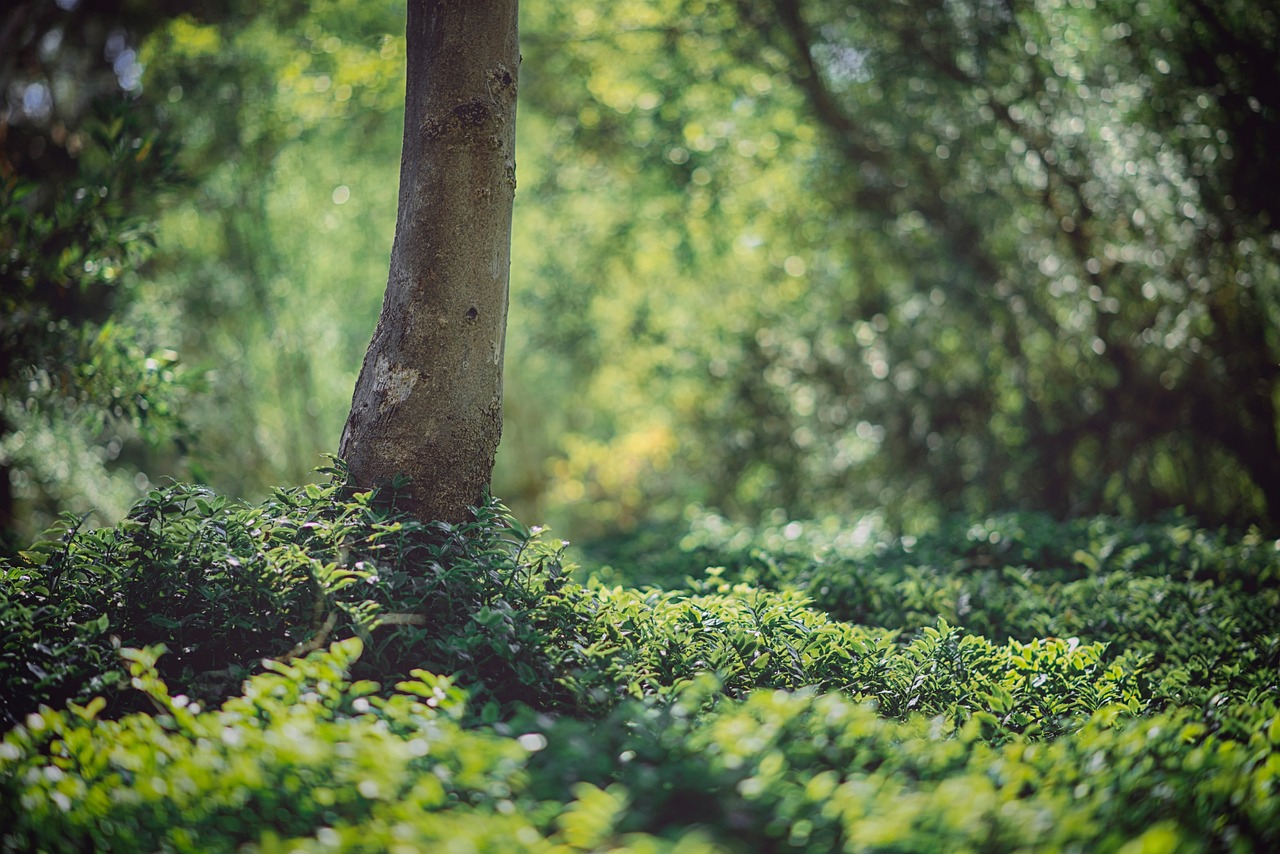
[340,0,519,523]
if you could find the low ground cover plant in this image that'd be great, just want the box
[3,475,1278,851]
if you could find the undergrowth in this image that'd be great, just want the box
[2,471,1278,851]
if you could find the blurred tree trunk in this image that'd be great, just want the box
[339,0,519,524]
[0,414,13,545]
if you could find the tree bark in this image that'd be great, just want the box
[339,0,519,524]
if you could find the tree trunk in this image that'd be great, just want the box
[339,0,519,524]
[0,413,14,547]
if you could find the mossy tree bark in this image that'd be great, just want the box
[340,0,519,524]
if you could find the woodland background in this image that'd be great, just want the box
[4,0,1278,546]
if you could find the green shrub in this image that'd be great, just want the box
[4,484,1279,851]
[0,468,586,724]
[2,480,1153,738]
[561,585,1145,738]
[0,638,722,853]
[645,510,1280,711]
[4,638,1275,853]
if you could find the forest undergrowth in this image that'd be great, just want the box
[2,467,1278,852]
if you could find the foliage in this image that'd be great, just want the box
[2,0,404,541]
[2,477,1153,736]
[510,0,1280,534]
[0,465,582,726]
[131,0,405,505]
[7,0,1280,845]
[14,0,1276,545]
[3,485,1279,850]
[1,638,550,853]
[561,584,1145,738]
[2,621,1277,851]
[615,509,1280,710]
[1,0,196,542]
[519,681,1279,852]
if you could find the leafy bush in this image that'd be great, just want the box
[521,682,1280,852]
[4,638,1276,853]
[0,466,583,725]
[2,638,571,853]
[657,510,1280,711]
[4,485,1279,851]
[563,586,1144,738]
[3,478,1151,737]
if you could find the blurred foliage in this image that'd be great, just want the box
[0,0,209,543]
[6,0,1280,543]
[515,0,1280,535]
[135,0,404,502]
[2,484,1279,851]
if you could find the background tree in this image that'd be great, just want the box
[339,0,520,524]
